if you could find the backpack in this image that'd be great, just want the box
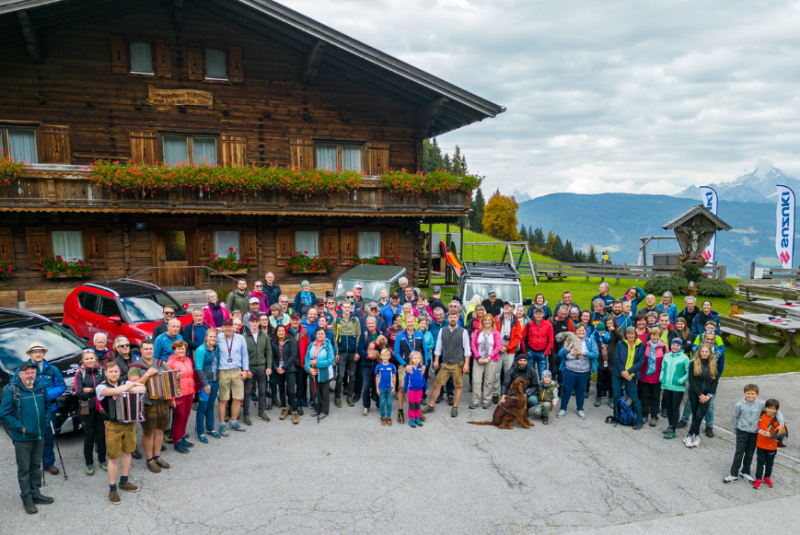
[607,390,636,426]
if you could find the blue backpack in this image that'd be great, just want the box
[611,390,636,426]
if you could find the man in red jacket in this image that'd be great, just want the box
[521,308,554,379]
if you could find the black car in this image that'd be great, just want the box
[0,308,89,436]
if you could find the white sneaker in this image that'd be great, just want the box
[723,475,738,483]
[692,435,701,448]
[557,409,566,418]
[684,435,694,448]
[741,473,756,483]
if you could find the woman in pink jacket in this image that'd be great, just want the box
[470,313,501,410]
[202,289,231,329]
[250,281,271,314]
[167,341,196,454]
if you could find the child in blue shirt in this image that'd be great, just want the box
[375,349,397,426]
[404,351,427,428]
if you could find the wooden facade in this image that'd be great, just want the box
[0,0,502,304]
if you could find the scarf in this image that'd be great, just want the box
[646,342,657,376]
[300,281,312,305]
[625,339,640,378]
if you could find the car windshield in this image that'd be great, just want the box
[464,282,522,304]
[119,293,187,323]
[0,323,88,372]
[334,281,389,304]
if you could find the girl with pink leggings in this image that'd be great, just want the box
[404,351,427,428]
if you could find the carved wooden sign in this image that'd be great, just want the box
[148,86,213,108]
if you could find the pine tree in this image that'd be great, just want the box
[574,250,587,263]
[470,187,485,233]
[451,146,468,176]
[587,245,598,264]
[423,138,446,173]
[519,226,528,242]
[552,235,564,261]
[563,240,574,262]
[534,227,546,249]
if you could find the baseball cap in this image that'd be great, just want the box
[488,291,496,297]
[249,297,260,304]
[368,301,379,309]
[315,298,325,305]
[390,292,400,299]
[291,313,300,320]
[353,283,363,289]
[432,285,442,293]
[223,319,234,326]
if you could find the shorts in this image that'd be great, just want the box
[218,368,244,401]
[435,361,464,388]
[142,401,170,435]
[394,363,406,389]
[104,421,137,460]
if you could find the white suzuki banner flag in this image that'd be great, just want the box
[776,185,796,269]
[699,186,717,265]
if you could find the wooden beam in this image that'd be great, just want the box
[302,40,326,84]
[17,11,41,64]
[414,97,448,125]
[174,0,184,32]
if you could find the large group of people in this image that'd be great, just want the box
[0,275,789,512]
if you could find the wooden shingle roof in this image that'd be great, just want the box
[662,204,732,231]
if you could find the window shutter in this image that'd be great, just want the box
[289,138,314,170]
[368,142,390,175]
[340,228,357,264]
[0,227,15,269]
[275,228,293,266]
[382,227,399,258]
[228,46,244,83]
[188,43,203,80]
[26,227,49,269]
[155,40,171,77]
[110,35,127,74]
[82,227,108,268]
[242,227,258,266]
[321,228,338,261]
[39,125,71,164]
[197,226,211,262]
[130,131,158,165]
[221,135,247,167]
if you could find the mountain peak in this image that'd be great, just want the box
[674,159,799,204]
[754,158,774,179]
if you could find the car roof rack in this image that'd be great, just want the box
[118,278,162,291]
[83,282,120,297]
[461,261,520,280]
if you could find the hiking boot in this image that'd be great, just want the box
[649,418,657,427]
[318,412,328,420]
[387,417,392,426]
[741,473,756,483]
[557,410,566,418]
[362,407,369,416]
[86,464,95,476]
[119,481,139,493]
[421,405,435,414]
[723,475,738,483]
[676,420,688,429]
[663,429,676,439]
[208,429,221,439]
[109,491,121,505]
[197,434,209,444]
[398,410,405,424]
[258,411,270,422]
[753,479,762,490]
[174,441,189,454]
[23,502,38,514]
[380,417,386,425]
[765,477,773,487]
[297,406,304,416]
[32,494,53,505]
[420,413,426,422]
[229,421,246,432]
[181,436,195,447]
[346,397,355,407]
[131,449,142,460]
[633,421,643,430]
[99,462,108,472]
[44,466,59,475]
[243,415,252,426]
[292,411,299,424]
[469,403,479,409]
[147,460,162,473]
[219,424,229,437]
[482,403,490,409]
[543,415,549,425]
[436,393,444,404]
[491,395,499,404]
[706,426,714,438]
[335,398,342,408]
[415,418,423,427]
[280,408,289,420]
[409,419,417,428]
[447,395,454,406]
[154,458,170,469]
[451,407,458,418]
[310,411,318,417]
[594,398,601,407]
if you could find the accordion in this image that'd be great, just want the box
[115,392,145,423]
[146,370,182,400]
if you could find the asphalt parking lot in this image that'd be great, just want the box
[2,373,800,535]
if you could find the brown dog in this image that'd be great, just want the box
[467,377,532,430]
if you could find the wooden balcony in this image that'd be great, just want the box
[0,165,469,218]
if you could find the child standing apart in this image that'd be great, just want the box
[659,339,690,439]
[724,384,785,483]
[404,351,427,428]
[375,349,396,426]
[754,399,786,489]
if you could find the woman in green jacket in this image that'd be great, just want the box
[659,339,690,439]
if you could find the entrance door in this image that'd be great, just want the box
[150,218,199,289]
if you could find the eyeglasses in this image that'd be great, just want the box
[279,300,289,304]
[164,312,175,316]
[255,285,263,288]
[117,344,130,348]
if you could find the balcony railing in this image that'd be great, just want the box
[1,165,469,217]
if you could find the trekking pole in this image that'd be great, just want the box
[50,420,68,480]
[312,372,319,424]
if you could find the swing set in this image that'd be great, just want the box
[462,241,538,285]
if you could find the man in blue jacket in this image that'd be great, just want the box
[381,292,403,326]
[15,342,65,476]
[0,357,55,513]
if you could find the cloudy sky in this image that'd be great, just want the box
[282,0,800,199]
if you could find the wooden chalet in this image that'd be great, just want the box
[0,0,502,311]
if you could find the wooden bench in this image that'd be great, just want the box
[22,289,73,316]
[540,271,566,282]
[0,291,19,309]
[739,285,798,302]
[720,317,778,358]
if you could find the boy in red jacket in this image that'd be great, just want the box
[754,399,786,489]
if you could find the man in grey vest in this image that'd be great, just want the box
[422,310,471,418]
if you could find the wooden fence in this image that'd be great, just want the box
[532,261,726,283]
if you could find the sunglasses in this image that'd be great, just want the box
[164,312,175,316]
[117,344,130,348]
[280,300,289,304]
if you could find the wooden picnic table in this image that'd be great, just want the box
[752,298,800,316]
[734,313,800,358]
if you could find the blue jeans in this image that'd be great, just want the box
[560,369,590,411]
[612,375,642,425]
[195,381,219,435]
[681,392,714,426]
[43,411,55,469]
[379,388,392,418]
[527,350,548,379]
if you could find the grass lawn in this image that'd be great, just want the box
[426,223,552,263]
[419,276,800,378]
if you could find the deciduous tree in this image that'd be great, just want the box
[483,190,520,241]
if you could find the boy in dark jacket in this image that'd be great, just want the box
[0,361,54,513]
[531,370,558,424]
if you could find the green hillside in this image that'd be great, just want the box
[425,223,552,263]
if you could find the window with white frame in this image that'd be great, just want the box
[51,231,83,260]
[294,231,319,256]
[358,231,381,258]
[214,230,240,258]
[315,142,362,171]
[162,135,217,166]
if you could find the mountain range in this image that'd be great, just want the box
[675,159,800,204]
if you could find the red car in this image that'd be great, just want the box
[62,279,193,354]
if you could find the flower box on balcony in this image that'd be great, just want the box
[209,268,248,276]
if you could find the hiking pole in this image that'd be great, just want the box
[312,372,319,424]
[50,420,68,480]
